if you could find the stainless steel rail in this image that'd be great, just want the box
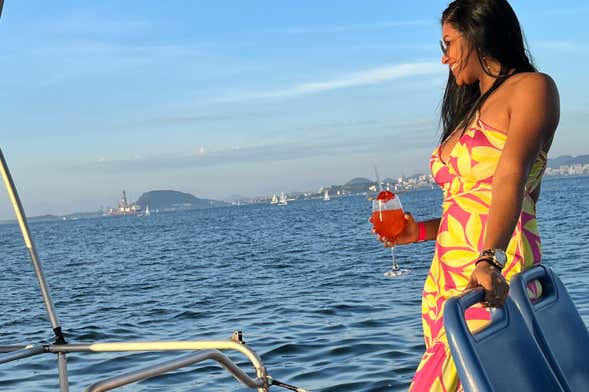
[52,339,269,391]
[0,345,29,352]
[83,350,264,392]
[1,149,69,390]
[0,339,270,391]
[0,345,45,364]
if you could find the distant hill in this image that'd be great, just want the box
[345,177,372,185]
[342,177,374,193]
[135,190,228,211]
[548,154,589,168]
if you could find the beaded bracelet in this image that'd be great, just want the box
[475,256,503,270]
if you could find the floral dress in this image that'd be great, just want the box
[409,113,546,391]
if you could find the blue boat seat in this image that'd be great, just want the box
[444,288,565,392]
[510,265,589,392]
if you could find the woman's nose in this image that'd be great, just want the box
[441,54,449,64]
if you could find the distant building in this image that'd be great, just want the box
[546,163,589,177]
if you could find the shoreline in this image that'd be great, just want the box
[1,175,587,226]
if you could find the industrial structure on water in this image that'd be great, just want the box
[103,190,142,216]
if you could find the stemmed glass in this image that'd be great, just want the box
[371,190,410,277]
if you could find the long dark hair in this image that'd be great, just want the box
[440,0,536,141]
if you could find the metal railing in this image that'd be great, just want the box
[0,333,275,392]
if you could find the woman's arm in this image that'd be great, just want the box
[469,73,559,306]
[396,216,440,245]
[375,216,441,247]
[483,73,559,251]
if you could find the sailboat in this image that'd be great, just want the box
[277,192,288,206]
[323,190,330,201]
[270,193,278,204]
[144,205,151,216]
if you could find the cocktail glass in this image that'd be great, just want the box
[371,191,410,277]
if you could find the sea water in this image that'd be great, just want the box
[0,176,587,391]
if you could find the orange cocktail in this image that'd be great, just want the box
[371,190,405,241]
[371,208,405,240]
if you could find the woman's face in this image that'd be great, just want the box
[440,22,482,86]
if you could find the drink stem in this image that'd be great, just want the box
[391,246,399,271]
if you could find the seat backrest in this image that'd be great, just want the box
[510,265,589,392]
[444,288,565,392]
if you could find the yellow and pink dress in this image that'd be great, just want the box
[409,113,547,391]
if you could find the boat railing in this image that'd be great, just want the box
[0,333,290,392]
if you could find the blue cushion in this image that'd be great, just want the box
[444,288,565,392]
[510,265,589,392]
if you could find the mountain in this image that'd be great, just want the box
[341,177,375,194]
[548,154,589,168]
[345,177,372,185]
[135,190,228,211]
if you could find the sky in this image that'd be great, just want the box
[0,0,588,219]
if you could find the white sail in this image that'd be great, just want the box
[323,190,330,201]
[278,192,288,206]
[144,205,151,216]
[271,193,278,204]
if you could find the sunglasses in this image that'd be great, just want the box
[439,40,448,55]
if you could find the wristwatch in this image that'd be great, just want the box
[478,248,507,270]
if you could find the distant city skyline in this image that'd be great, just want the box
[1,1,589,220]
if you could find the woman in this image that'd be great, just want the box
[374,1,560,390]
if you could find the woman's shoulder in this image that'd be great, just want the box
[500,72,559,111]
[506,72,558,96]
[507,72,560,131]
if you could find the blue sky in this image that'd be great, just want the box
[0,1,588,219]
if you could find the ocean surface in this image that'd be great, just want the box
[0,176,588,392]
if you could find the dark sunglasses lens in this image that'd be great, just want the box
[439,40,447,54]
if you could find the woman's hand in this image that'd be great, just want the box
[466,260,509,307]
[371,212,419,247]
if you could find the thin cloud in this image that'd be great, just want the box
[274,117,437,139]
[534,41,589,52]
[49,12,153,36]
[83,142,373,172]
[130,112,271,127]
[330,43,438,51]
[533,6,589,17]
[79,119,436,173]
[241,62,443,100]
[284,20,431,34]
[560,109,589,123]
